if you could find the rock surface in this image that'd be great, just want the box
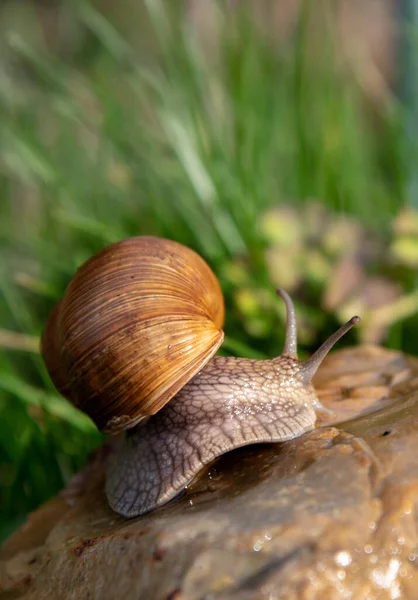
[2,346,418,599]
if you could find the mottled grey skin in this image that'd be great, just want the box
[105,289,360,519]
[106,354,319,518]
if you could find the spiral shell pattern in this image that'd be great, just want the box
[41,237,225,433]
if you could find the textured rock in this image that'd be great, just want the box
[2,346,418,599]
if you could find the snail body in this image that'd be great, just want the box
[106,354,318,517]
[41,236,360,518]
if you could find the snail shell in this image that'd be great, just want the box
[41,236,225,433]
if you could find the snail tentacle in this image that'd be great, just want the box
[301,316,361,384]
[277,288,298,358]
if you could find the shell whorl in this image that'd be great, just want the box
[41,236,225,433]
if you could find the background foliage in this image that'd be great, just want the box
[0,0,415,542]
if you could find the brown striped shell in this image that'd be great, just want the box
[41,236,225,433]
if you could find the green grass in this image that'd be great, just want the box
[0,1,411,543]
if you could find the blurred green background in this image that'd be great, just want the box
[1,0,417,543]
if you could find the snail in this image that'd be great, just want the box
[41,236,360,518]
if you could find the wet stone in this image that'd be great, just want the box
[2,346,418,599]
